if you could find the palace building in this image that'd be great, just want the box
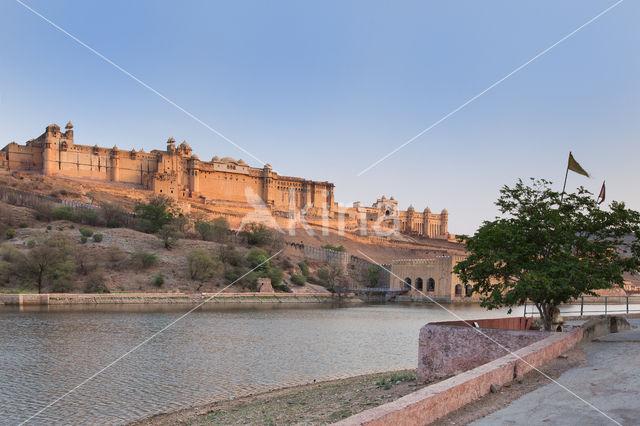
[1,122,451,239]
[0,122,334,215]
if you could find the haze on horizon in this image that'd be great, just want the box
[1,0,638,235]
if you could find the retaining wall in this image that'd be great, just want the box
[0,292,337,306]
[335,328,583,426]
[418,322,550,381]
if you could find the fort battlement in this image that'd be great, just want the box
[2,122,452,240]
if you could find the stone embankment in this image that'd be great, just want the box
[0,292,356,306]
[334,316,628,426]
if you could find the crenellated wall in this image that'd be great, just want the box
[1,123,335,213]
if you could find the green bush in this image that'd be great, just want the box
[247,247,270,274]
[239,223,272,246]
[274,283,292,293]
[51,206,76,221]
[92,233,103,243]
[134,195,176,233]
[290,274,306,286]
[27,239,36,248]
[46,225,52,231]
[219,244,242,266]
[298,261,310,277]
[80,236,88,244]
[100,202,128,228]
[269,266,284,286]
[186,249,222,280]
[322,244,346,252]
[84,272,110,293]
[156,224,183,250]
[79,228,94,237]
[132,251,158,269]
[77,208,101,226]
[18,222,28,228]
[194,221,214,241]
[153,273,165,287]
[5,229,15,240]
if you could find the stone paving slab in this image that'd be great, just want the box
[594,328,640,342]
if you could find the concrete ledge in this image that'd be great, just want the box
[335,328,583,426]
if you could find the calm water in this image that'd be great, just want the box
[1,302,523,425]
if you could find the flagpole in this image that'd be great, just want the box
[560,152,570,205]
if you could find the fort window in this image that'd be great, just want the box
[465,285,473,297]
[385,210,390,216]
[455,284,463,297]
[427,278,435,292]
[415,277,423,291]
[403,277,411,291]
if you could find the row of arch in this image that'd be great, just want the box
[403,277,435,292]
[404,277,473,297]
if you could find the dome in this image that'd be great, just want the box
[212,155,221,162]
[381,195,386,201]
[441,208,448,214]
[264,163,272,169]
[390,196,395,201]
[221,157,235,163]
[112,145,118,151]
[65,121,73,130]
[167,137,175,144]
[424,207,431,213]
[179,141,191,150]
[237,159,247,165]
[191,154,199,160]
[407,204,415,211]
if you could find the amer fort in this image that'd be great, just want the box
[1,122,469,300]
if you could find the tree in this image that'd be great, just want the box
[239,223,272,246]
[21,234,76,293]
[194,221,214,241]
[100,201,129,228]
[186,249,222,281]
[453,179,640,331]
[156,224,183,250]
[246,247,270,274]
[212,217,230,242]
[135,195,176,233]
[366,266,380,288]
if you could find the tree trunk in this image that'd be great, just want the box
[37,269,43,294]
[536,303,554,331]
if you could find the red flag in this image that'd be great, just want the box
[597,181,606,204]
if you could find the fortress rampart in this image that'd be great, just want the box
[0,123,334,214]
[2,123,451,240]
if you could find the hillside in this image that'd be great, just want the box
[0,171,466,295]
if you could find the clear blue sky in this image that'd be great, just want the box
[1,0,638,235]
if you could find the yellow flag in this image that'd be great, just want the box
[567,152,589,177]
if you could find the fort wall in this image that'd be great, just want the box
[1,123,334,214]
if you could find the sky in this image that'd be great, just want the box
[0,0,638,235]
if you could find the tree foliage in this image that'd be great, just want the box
[366,266,380,288]
[135,195,176,233]
[156,224,183,250]
[187,249,222,281]
[239,223,272,246]
[454,179,640,331]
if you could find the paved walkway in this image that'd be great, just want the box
[471,320,640,426]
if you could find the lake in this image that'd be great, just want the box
[1,302,523,425]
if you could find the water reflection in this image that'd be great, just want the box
[1,303,522,425]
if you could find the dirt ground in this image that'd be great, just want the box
[132,369,433,425]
